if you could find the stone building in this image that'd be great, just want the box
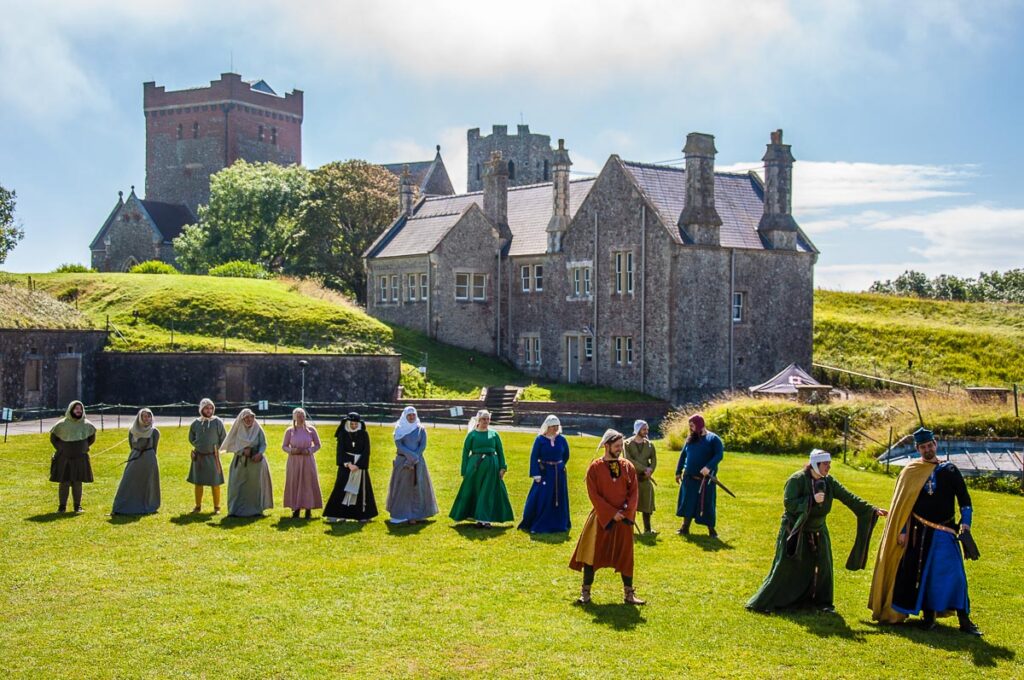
[0,329,109,409]
[89,187,194,271]
[467,125,555,192]
[382,146,455,198]
[90,73,303,272]
[364,130,818,403]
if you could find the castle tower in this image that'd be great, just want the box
[466,124,554,192]
[143,73,303,215]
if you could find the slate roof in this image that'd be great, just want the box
[139,200,195,242]
[367,178,597,259]
[622,161,815,252]
[382,160,435,186]
[382,151,455,197]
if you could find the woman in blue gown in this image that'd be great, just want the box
[518,415,571,534]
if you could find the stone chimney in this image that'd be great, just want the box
[483,150,509,229]
[546,138,572,253]
[678,132,722,246]
[399,164,415,217]
[757,129,798,250]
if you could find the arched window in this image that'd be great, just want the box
[507,160,515,180]
[543,159,550,181]
[177,123,183,140]
[192,121,199,138]
[122,256,139,272]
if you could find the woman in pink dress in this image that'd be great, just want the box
[282,408,323,519]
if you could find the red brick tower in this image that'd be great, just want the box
[143,73,303,215]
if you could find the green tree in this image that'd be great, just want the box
[931,274,970,301]
[173,160,311,273]
[285,160,398,301]
[891,270,934,298]
[0,185,24,265]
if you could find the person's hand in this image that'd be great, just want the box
[700,466,711,477]
[644,467,652,478]
[613,511,624,522]
[498,469,506,480]
[252,453,263,463]
[959,524,971,535]
[675,474,682,485]
[876,508,889,517]
[897,533,907,546]
[532,475,542,483]
[813,492,826,504]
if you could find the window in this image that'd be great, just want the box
[732,292,745,323]
[521,265,531,292]
[471,273,487,301]
[534,264,543,291]
[613,251,634,294]
[258,125,264,142]
[476,163,481,181]
[420,273,428,300]
[584,336,593,360]
[192,121,199,138]
[390,275,399,302]
[455,273,470,300]
[613,336,634,366]
[271,127,277,145]
[626,337,634,365]
[24,359,41,392]
[508,160,515,180]
[543,159,550,181]
[378,276,387,303]
[626,252,634,294]
[570,265,593,298]
[533,337,541,366]
[573,268,581,297]
[407,274,418,301]
[584,267,592,296]
[524,336,541,366]
[614,337,623,365]
[177,123,183,140]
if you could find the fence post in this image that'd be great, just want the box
[1014,383,1019,419]
[100,411,105,432]
[843,416,849,464]
[886,426,892,474]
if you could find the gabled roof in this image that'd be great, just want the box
[139,200,195,241]
[382,147,456,197]
[622,161,816,252]
[366,178,596,260]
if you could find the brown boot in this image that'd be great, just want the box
[575,585,592,605]
[624,586,646,605]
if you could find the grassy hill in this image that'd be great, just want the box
[0,426,1019,677]
[0,279,93,329]
[814,290,1024,387]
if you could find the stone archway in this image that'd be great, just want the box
[121,256,139,272]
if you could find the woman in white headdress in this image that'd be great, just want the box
[518,414,571,533]
[111,408,161,515]
[449,409,513,527]
[385,406,439,524]
[223,408,273,518]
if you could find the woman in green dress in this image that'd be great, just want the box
[746,449,888,613]
[449,410,514,527]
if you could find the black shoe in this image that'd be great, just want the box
[921,615,937,631]
[58,506,67,513]
[709,528,719,539]
[292,509,300,519]
[959,620,983,636]
[304,509,312,520]
[819,605,836,613]
[74,506,84,514]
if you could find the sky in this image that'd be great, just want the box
[2,0,1023,290]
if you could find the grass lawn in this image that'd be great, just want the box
[1,426,1019,678]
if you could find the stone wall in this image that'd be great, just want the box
[0,330,108,410]
[95,353,400,406]
[467,125,554,192]
[365,254,431,334]
[91,196,170,272]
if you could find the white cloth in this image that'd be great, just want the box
[222,408,265,453]
[129,408,155,440]
[198,398,215,421]
[633,419,648,436]
[467,409,491,432]
[394,406,421,440]
[597,428,624,450]
[809,449,831,466]
[342,454,363,505]
[538,414,561,436]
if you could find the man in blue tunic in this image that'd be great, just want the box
[869,427,982,635]
[675,413,724,538]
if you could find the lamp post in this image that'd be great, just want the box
[299,360,309,409]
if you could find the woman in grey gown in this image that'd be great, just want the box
[111,408,161,515]
[386,406,438,524]
[224,408,273,517]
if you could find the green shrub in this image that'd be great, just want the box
[128,260,179,275]
[208,260,273,279]
[55,286,81,303]
[52,263,95,273]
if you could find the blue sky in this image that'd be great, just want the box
[2,0,1022,289]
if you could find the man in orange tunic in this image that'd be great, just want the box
[569,429,646,605]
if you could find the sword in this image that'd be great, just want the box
[708,474,737,498]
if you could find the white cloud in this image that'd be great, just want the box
[372,126,471,192]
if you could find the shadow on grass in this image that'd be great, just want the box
[867,620,1016,668]
[765,609,866,642]
[633,532,660,547]
[527,530,572,544]
[681,534,735,552]
[170,512,214,526]
[385,520,433,536]
[576,602,646,630]
[274,516,319,532]
[325,520,370,537]
[24,512,78,523]
[107,513,146,525]
[451,523,512,541]
[212,515,267,529]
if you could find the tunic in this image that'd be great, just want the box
[518,434,571,533]
[891,462,972,616]
[324,424,378,520]
[186,418,226,486]
[227,429,273,517]
[386,427,439,521]
[449,429,514,523]
[623,436,657,514]
[569,457,639,577]
[111,430,161,515]
[746,468,877,611]
[675,432,724,527]
[282,427,323,510]
[49,433,96,484]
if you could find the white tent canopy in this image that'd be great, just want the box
[749,363,821,395]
